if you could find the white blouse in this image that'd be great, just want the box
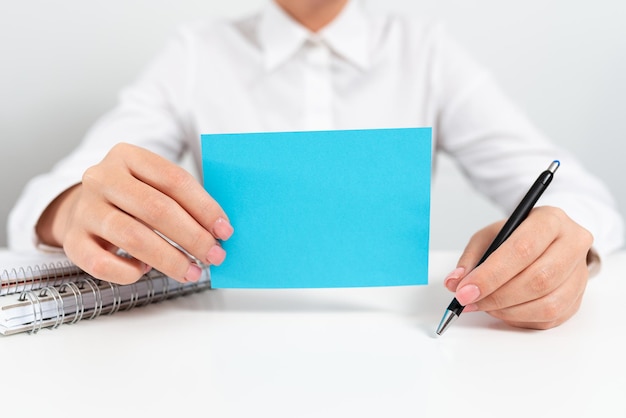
[8,0,624,257]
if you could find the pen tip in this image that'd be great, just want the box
[435,309,458,336]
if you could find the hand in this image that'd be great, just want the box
[443,206,594,330]
[36,143,234,285]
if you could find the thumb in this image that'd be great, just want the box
[444,220,505,291]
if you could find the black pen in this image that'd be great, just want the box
[435,160,560,336]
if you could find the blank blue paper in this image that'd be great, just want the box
[201,128,431,288]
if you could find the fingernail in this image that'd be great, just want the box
[443,267,465,291]
[456,284,481,305]
[212,217,234,240]
[206,245,226,266]
[185,263,203,282]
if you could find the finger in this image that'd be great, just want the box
[444,221,505,291]
[96,171,226,267]
[85,145,232,265]
[504,292,583,330]
[110,143,231,235]
[471,239,582,312]
[457,220,505,270]
[485,263,588,329]
[82,201,204,283]
[64,232,150,285]
[454,208,562,306]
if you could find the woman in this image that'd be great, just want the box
[9,0,624,330]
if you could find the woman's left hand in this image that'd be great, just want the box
[443,206,594,330]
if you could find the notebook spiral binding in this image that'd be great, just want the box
[0,260,84,296]
[1,267,211,336]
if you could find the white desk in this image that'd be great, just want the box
[2,250,625,418]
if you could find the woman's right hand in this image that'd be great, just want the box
[36,142,233,285]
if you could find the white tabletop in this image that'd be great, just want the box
[2,250,624,418]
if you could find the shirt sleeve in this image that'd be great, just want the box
[430,24,624,261]
[7,27,197,251]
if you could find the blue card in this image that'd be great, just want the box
[201,128,431,288]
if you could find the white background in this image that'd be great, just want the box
[0,0,624,249]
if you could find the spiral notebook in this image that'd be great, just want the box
[0,250,211,336]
